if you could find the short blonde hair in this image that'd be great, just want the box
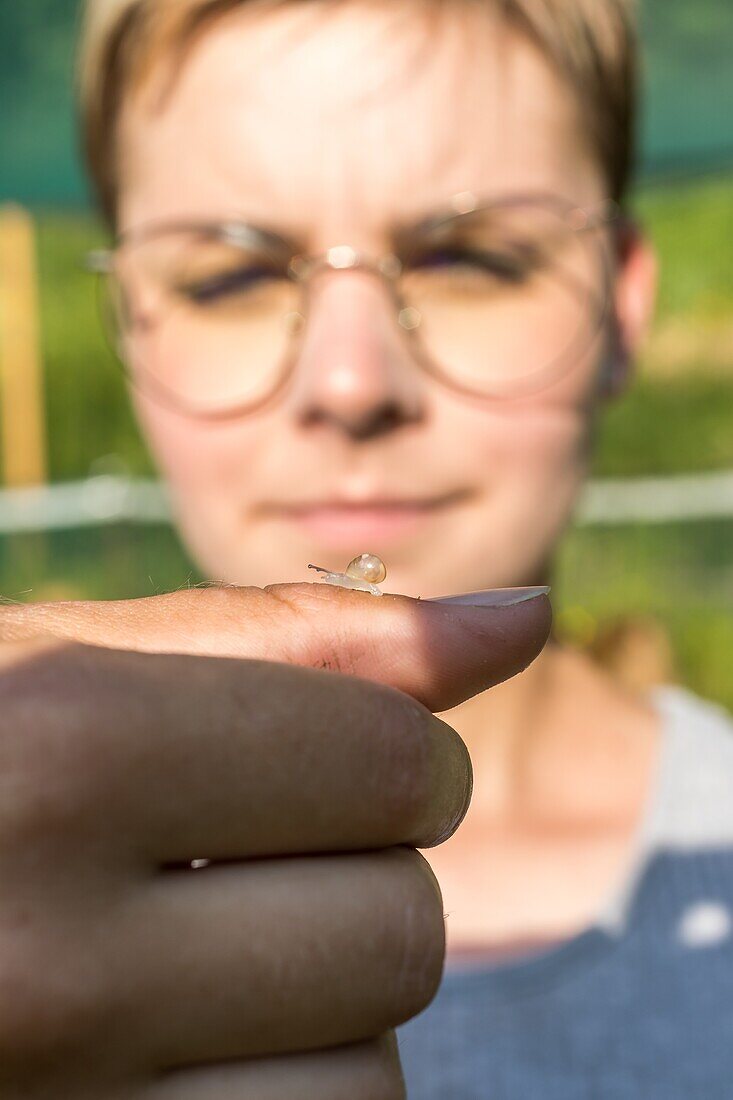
[79,0,638,225]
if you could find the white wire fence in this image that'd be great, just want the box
[2,470,733,534]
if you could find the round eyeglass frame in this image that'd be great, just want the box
[86,191,621,420]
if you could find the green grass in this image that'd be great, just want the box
[594,373,733,476]
[555,518,733,713]
[0,526,198,604]
[32,215,154,482]
[593,174,733,477]
[1,175,733,712]
[633,176,733,322]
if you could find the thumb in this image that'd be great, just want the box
[0,583,552,712]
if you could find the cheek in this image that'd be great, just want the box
[133,395,264,508]
[459,383,592,488]
[453,388,593,572]
[134,396,280,582]
[444,312,601,484]
[504,408,589,527]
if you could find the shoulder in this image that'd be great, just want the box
[647,685,733,849]
[600,687,733,934]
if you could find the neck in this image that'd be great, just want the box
[429,641,662,951]
[442,642,555,817]
[443,640,660,826]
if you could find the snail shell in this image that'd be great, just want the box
[346,553,387,584]
[308,553,387,596]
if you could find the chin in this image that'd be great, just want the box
[185,511,543,597]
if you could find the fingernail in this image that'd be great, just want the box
[428,586,550,608]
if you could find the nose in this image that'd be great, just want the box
[283,270,426,440]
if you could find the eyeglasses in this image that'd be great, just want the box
[87,192,619,419]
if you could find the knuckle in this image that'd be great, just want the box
[384,849,446,1022]
[367,689,470,849]
[0,655,83,853]
[180,582,251,614]
[366,686,437,841]
[0,646,109,851]
[184,583,285,624]
[375,1076,408,1100]
[0,930,107,1067]
[363,1070,407,1100]
[173,585,305,656]
[364,1034,407,1100]
[422,718,472,848]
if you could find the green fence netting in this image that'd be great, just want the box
[1,0,732,206]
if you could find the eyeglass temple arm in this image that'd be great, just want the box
[85,249,114,274]
[571,199,623,232]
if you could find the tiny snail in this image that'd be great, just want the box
[308,553,387,596]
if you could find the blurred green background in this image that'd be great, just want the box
[0,1,732,710]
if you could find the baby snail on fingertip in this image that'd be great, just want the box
[308,553,387,596]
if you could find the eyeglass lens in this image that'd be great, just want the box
[103,200,608,416]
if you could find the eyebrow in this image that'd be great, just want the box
[398,208,473,240]
[114,190,610,271]
[119,191,518,254]
[390,201,498,253]
[255,202,480,256]
[243,191,490,251]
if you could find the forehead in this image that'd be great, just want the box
[119,0,601,237]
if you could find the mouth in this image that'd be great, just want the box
[261,491,469,549]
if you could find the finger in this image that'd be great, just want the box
[97,853,442,1068]
[0,582,551,711]
[143,1036,404,1100]
[2,586,549,861]
[9,643,470,858]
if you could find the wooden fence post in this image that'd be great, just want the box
[0,204,48,488]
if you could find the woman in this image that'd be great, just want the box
[6,0,733,1095]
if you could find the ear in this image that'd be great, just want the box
[599,219,658,401]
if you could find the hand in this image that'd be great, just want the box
[0,584,550,1098]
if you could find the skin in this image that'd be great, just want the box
[0,586,551,1097]
[0,0,657,1093]
[121,2,617,596]
[117,0,659,949]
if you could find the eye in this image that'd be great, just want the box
[177,263,280,305]
[410,243,539,284]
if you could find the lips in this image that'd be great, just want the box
[263,492,467,549]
